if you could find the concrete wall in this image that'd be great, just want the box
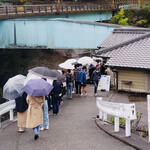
[0,19,115,49]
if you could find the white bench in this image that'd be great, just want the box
[96,97,136,137]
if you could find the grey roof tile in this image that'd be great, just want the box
[95,31,150,70]
[104,37,150,69]
[98,28,150,48]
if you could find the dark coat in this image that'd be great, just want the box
[91,70,101,81]
[15,92,28,113]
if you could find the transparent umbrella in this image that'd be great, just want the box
[24,73,53,86]
[28,67,61,80]
[58,62,74,69]
[58,58,77,69]
[3,74,26,100]
[77,56,97,66]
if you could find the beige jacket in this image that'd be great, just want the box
[26,95,45,128]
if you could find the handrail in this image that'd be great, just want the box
[0,2,139,16]
[0,100,15,128]
[96,97,136,137]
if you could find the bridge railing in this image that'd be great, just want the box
[0,3,118,15]
[0,100,15,128]
[96,97,136,137]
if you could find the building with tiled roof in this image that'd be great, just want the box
[93,28,150,93]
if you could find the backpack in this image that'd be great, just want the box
[66,73,72,84]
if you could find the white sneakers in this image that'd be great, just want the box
[95,93,97,96]
[45,126,49,130]
[81,93,87,96]
[40,126,49,131]
[40,127,44,131]
[81,93,84,96]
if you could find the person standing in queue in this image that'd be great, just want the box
[74,64,82,96]
[91,67,101,96]
[15,92,28,133]
[40,78,52,131]
[66,69,73,99]
[26,95,45,140]
[78,66,87,96]
[51,80,61,115]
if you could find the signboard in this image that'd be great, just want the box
[98,75,110,91]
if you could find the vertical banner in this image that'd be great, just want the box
[98,75,110,91]
[148,95,150,142]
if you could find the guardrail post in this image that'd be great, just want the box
[9,110,13,121]
[103,113,107,122]
[125,119,131,137]
[0,116,1,128]
[99,110,103,120]
[147,95,150,142]
[114,116,119,132]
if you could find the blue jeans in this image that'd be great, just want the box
[67,82,73,98]
[93,80,99,94]
[52,95,60,114]
[33,125,40,135]
[40,100,49,128]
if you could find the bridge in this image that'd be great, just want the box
[0,18,121,49]
[0,0,140,19]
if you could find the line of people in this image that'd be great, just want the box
[15,63,102,140]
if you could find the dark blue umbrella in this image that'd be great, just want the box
[22,79,53,96]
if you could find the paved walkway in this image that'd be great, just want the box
[0,85,135,150]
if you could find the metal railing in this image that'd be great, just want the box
[0,1,139,16]
[96,97,136,137]
[0,100,15,128]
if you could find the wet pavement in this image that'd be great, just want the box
[0,84,148,150]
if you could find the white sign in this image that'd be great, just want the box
[98,75,110,91]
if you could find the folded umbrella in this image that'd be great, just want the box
[22,79,53,96]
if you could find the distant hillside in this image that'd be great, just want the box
[110,9,150,28]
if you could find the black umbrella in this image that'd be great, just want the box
[28,67,61,80]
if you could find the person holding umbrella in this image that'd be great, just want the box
[22,79,53,140]
[26,95,45,140]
